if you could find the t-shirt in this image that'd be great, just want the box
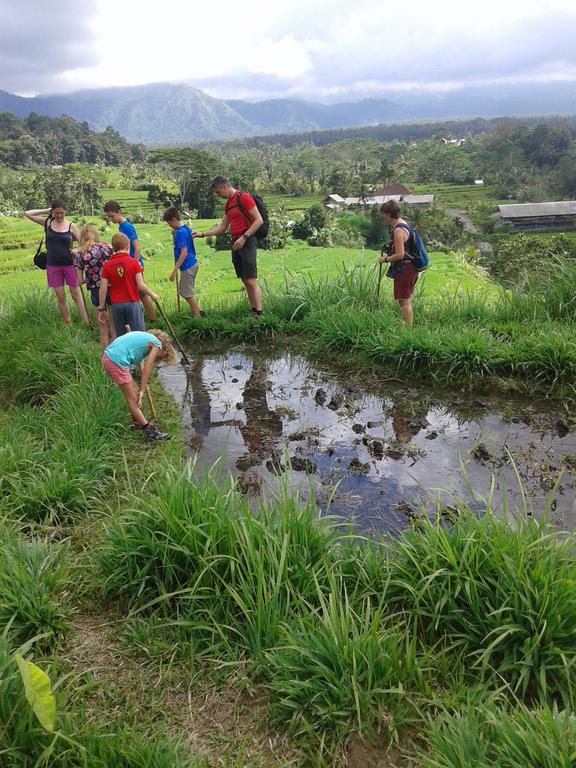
[119,219,144,267]
[101,252,143,303]
[224,191,257,237]
[74,242,113,289]
[104,331,161,369]
[173,225,197,270]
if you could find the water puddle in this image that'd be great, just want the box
[158,343,576,533]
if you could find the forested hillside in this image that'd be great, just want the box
[0,112,145,167]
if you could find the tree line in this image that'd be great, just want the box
[0,112,145,168]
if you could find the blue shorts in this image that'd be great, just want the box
[110,302,145,336]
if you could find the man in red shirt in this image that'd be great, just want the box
[98,233,158,337]
[193,176,264,315]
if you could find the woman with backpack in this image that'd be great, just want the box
[378,200,419,327]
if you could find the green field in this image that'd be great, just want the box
[0,210,495,307]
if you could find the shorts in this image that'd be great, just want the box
[102,354,133,385]
[231,235,257,280]
[47,264,78,288]
[178,264,198,298]
[393,262,418,300]
[89,287,111,307]
[110,302,145,337]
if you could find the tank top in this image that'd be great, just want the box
[46,220,73,267]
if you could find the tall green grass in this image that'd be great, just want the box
[421,700,576,768]
[386,509,576,703]
[0,524,71,647]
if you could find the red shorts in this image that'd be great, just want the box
[102,354,133,385]
[394,262,418,300]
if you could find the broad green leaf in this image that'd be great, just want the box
[15,654,56,732]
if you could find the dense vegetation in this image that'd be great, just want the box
[0,112,145,167]
[1,289,576,766]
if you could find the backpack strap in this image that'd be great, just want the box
[234,190,251,228]
[391,222,414,260]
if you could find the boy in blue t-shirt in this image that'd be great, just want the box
[104,199,157,321]
[162,207,205,318]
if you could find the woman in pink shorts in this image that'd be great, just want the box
[25,199,90,326]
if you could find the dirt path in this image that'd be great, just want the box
[444,207,480,233]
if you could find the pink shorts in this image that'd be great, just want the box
[47,264,78,288]
[102,354,133,385]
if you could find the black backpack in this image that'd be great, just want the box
[234,191,269,241]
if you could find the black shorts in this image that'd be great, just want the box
[231,235,257,280]
[89,286,111,307]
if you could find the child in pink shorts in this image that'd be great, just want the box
[102,329,176,441]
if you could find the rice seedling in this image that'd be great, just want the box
[420,700,576,768]
[385,507,576,703]
[267,583,428,756]
[0,524,71,648]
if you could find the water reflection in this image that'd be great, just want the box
[158,344,576,533]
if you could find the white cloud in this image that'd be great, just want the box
[2,0,576,99]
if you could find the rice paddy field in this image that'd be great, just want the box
[2,187,576,767]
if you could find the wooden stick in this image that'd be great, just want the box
[81,288,93,327]
[175,270,181,311]
[154,299,190,365]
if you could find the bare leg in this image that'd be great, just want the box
[118,380,148,426]
[243,278,262,311]
[140,294,157,321]
[69,285,90,325]
[185,296,202,317]
[97,310,112,348]
[399,299,413,327]
[53,286,71,324]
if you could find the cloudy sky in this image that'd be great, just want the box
[1,0,575,101]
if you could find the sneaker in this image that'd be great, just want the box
[251,308,263,316]
[144,422,171,441]
[199,310,207,318]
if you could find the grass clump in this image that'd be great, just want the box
[386,508,576,703]
[268,587,427,755]
[96,466,337,668]
[421,701,576,768]
[0,524,71,648]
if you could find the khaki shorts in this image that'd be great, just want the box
[178,264,198,298]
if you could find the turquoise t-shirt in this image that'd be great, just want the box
[104,331,161,369]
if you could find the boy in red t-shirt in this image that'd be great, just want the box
[98,233,158,337]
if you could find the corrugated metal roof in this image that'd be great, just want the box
[499,201,576,218]
[326,194,345,202]
[403,195,435,204]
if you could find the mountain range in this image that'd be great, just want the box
[0,80,574,146]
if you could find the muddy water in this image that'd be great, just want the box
[158,343,576,533]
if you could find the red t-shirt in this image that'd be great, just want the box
[101,252,143,303]
[225,191,257,237]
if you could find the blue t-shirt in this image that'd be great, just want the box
[119,220,144,267]
[173,225,197,270]
[104,331,161,369]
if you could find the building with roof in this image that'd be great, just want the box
[498,201,576,231]
[370,183,412,196]
[322,193,346,210]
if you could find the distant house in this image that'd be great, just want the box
[402,195,435,208]
[474,179,485,185]
[439,138,466,147]
[322,193,345,210]
[498,201,576,231]
[343,193,434,209]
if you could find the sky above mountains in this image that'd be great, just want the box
[1,0,575,102]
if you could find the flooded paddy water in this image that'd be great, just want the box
[158,342,576,534]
